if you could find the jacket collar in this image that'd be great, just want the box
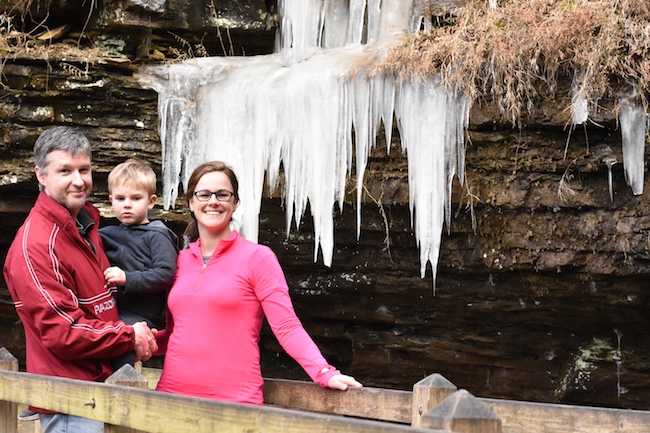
[76,208,95,234]
[33,192,100,231]
[191,230,239,260]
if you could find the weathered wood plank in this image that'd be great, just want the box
[144,366,650,432]
[105,365,148,433]
[143,367,413,423]
[140,367,160,390]
[0,370,446,433]
[263,378,412,423]
[0,347,18,433]
[481,398,650,433]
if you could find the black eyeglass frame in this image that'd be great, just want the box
[193,189,235,202]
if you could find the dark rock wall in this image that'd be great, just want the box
[1,0,649,411]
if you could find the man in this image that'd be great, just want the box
[3,126,158,432]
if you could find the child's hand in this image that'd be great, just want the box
[104,266,127,286]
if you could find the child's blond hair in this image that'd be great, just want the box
[107,158,157,196]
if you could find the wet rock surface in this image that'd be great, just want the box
[1,0,649,411]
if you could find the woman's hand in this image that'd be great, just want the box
[327,374,363,391]
[132,321,158,362]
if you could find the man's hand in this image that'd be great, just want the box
[104,266,126,286]
[132,322,158,362]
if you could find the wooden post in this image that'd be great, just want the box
[422,389,501,433]
[104,364,149,433]
[411,373,457,427]
[133,361,142,375]
[0,347,19,433]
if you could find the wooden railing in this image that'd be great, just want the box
[2,347,650,433]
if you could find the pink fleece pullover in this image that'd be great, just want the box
[156,230,339,405]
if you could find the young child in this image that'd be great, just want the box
[99,158,179,370]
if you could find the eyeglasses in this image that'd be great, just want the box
[193,189,235,202]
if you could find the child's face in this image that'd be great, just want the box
[109,184,156,226]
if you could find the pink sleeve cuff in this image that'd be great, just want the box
[314,366,341,388]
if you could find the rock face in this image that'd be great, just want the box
[1,0,649,412]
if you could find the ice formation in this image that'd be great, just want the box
[570,72,589,126]
[618,93,647,196]
[137,0,469,289]
[564,72,590,161]
[567,73,647,198]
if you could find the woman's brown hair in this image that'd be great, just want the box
[183,161,240,243]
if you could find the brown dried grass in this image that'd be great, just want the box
[375,0,650,126]
[0,13,102,60]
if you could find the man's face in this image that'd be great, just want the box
[35,150,92,217]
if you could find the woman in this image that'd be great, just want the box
[155,161,362,405]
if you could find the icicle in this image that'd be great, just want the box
[347,0,367,45]
[395,78,468,292]
[137,60,216,208]
[380,81,395,152]
[366,0,382,43]
[138,0,470,291]
[281,0,324,64]
[279,0,416,56]
[351,70,388,238]
[563,71,589,160]
[570,72,588,126]
[618,92,647,195]
[444,90,469,233]
[376,0,416,40]
[194,56,285,240]
[274,50,363,264]
[604,156,617,204]
[352,69,372,239]
[322,0,350,48]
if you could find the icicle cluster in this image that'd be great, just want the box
[138,0,469,290]
[570,73,647,197]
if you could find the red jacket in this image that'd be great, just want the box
[3,193,135,389]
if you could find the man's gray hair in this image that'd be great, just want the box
[34,126,92,174]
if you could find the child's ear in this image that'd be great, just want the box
[148,194,157,209]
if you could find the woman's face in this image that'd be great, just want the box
[189,171,238,237]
